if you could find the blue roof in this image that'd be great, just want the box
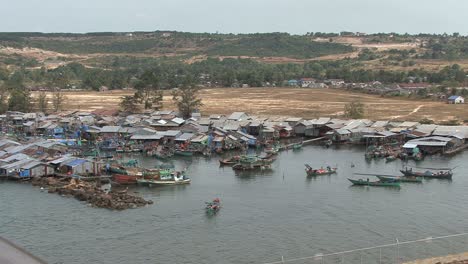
[64,159,87,167]
[448,96,461,100]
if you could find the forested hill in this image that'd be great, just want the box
[0,32,353,58]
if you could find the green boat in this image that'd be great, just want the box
[348,178,400,187]
[376,175,422,183]
[292,143,303,150]
[109,166,128,175]
[175,150,193,157]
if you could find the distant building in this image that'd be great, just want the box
[299,78,316,88]
[447,96,465,104]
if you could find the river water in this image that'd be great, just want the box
[1,146,468,264]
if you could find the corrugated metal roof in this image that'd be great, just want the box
[130,134,163,140]
[175,133,194,141]
[63,159,88,167]
[164,130,181,137]
[21,161,44,170]
[100,126,121,133]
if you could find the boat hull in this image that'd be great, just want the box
[400,170,452,179]
[306,168,337,177]
[175,151,193,157]
[113,174,139,185]
[348,178,400,187]
[377,175,422,183]
[137,178,191,186]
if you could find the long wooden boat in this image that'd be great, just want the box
[348,178,400,187]
[137,177,191,186]
[113,174,139,185]
[376,175,423,183]
[400,169,452,179]
[305,164,337,176]
[174,150,193,157]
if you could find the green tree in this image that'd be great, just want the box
[0,85,9,114]
[172,82,203,119]
[52,91,67,112]
[8,89,31,112]
[135,71,164,110]
[119,95,140,113]
[37,91,49,113]
[344,101,365,119]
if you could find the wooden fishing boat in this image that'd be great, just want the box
[219,156,240,166]
[232,163,272,171]
[400,169,452,179]
[109,166,128,175]
[137,172,191,186]
[348,178,400,187]
[174,150,193,157]
[292,143,303,150]
[376,175,423,183]
[305,164,337,176]
[205,198,221,215]
[113,174,140,185]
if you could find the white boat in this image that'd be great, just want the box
[137,172,191,186]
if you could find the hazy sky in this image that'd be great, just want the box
[2,0,467,34]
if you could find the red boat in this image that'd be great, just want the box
[113,174,140,185]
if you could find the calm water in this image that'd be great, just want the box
[1,146,468,264]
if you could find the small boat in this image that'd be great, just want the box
[175,150,193,157]
[292,143,303,150]
[376,175,423,183]
[400,168,452,179]
[219,156,240,166]
[205,198,221,214]
[113,174,140,185]
[137,171,191,186]
[305,164,337,176]
[348,178,400,187]
[385,156,397,162]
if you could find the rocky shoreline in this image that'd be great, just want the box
[31,177,153,210]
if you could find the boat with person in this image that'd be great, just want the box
[348,178,400,187]
[137,170,191,186]
[205,198,221,215]
[400,166,453,179]
[376,175,423,183]
[232,155,273,171]
[355,172,422,183]
[305,164,337,176]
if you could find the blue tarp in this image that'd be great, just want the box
[64,159,87,167]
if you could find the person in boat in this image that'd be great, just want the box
[327,166,331,171]
[367,178,369,182]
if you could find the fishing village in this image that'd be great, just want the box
[0,108,466,210]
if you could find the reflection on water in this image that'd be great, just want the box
[1,146,468,264]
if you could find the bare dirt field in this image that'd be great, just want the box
[35,88,467,122]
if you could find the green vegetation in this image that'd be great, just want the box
[207,33,353,58]
[172,78,203,119]
[344,101,365,119]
